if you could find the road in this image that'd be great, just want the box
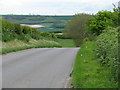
[2,48,79,88]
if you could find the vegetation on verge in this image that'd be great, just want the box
[1,39,61,54]
[71,4,119,88]
[72,41,118,88]
[96,27,119,82]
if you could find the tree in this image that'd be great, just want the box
[87,4,119,35]
[112,3,120,26]
[64,13,92,46]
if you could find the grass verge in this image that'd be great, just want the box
[1,39,61,54]
[72,41,118,88]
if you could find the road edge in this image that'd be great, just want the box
[64,68,73,88]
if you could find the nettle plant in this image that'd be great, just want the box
[96,27,119,81]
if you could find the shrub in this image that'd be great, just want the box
[2,32,17,42]
[96,27,119,81]
[17,34,31,42]
[21,26,32,34]
[30,33,43,40]
[40,32,52,37]
[72,41,118,88]
[2,19,15,32]
[14,23,22,34]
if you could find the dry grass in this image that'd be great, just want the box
[1,39,61,54]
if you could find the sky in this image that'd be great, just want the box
[0,0,119,15]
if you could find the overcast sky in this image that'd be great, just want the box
[0,0,119,15]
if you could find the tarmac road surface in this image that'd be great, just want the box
[2,48,79,88]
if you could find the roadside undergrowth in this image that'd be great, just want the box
[1,39,61,54]
[72,41,118,88]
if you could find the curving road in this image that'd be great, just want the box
[2,48,79,88]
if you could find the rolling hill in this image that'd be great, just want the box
[2,15,73,32]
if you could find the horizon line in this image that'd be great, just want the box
[0,12,95,16]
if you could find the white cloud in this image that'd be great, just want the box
[0,0,119,15]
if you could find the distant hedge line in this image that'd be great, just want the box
[1,18,56,42]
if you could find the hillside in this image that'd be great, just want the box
[0,18,62,54]
[2,15,73,32]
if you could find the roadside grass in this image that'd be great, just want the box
[1,39,61,54]
[72,41,118,88]
[55,39,76,47]
[0,38,76,54]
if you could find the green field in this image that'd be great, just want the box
[2,15,73,32]
[55,39,76,47]
[37,27,64,32]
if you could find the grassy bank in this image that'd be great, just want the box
[55,39,76,47]
[72,41,118,88]
[1,39,61,54]
[0,18,63,54]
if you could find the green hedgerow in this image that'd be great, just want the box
[96,27,119,81]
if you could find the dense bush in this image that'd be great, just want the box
[17,34,31,42]
[14,23,22,34]
[2,19,15,32]
[87,8,119,35]
[96,27,119,81]
[21,26,32,34]
[2,32,17,42]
